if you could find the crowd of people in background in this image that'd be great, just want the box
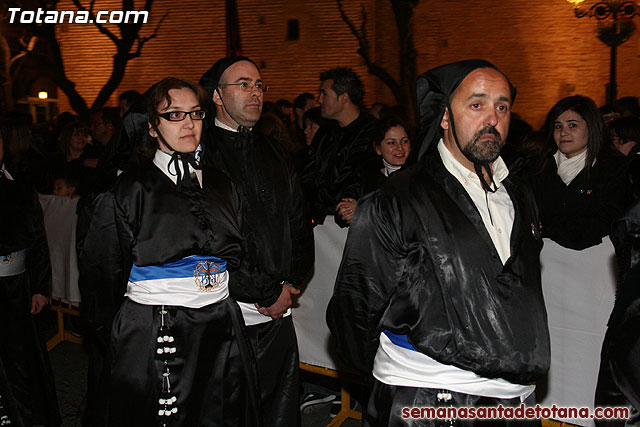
[1,56,640,427]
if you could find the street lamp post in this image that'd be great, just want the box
[567,0,639,104]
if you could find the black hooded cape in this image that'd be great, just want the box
[326,60,549,385]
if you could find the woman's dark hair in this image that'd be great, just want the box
[302,107,328,128]
[255,113,299,153]
[544,95,603,170]
[0,117,36,165]
[610,116,640,144]
[139,77,207,159]
[58,122,88,156]
[373,117,410,149]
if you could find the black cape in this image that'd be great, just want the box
[327,151,550,384]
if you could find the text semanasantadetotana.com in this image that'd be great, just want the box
[402,404,630,420]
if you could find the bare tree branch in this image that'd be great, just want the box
[336,0,419,126]
[71,0,118,44]
[12,0,168,116]
[133,9,168,57]
[90,4,168,109]
[336,0,402,99]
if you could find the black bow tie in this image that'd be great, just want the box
[168,151,200,190]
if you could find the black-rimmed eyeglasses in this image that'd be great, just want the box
[158,111,206,122]
[218,82,269,93]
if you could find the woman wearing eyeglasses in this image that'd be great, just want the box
[83,77,260,426]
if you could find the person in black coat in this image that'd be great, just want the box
[609,116,640,206]
[299,67,377,227]
[199,57,314,427]
[0,122,61,427]
[81,77,260,426]
[338,118,412,225]
[594,199,640,426]
[524,95,628,250]
[328,60,548,427]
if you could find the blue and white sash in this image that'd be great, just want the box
[373,331,534,399]
[125,255,229,308]
[0,249,27,277]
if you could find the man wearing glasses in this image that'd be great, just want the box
[199,57,314,427]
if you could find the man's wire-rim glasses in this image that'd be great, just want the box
[218,81,269,93]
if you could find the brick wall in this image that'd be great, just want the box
[55,0,376,112]
[407,0,640,129]
[55,0,640,129]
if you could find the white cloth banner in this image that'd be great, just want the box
[293,216,348,369]
[39,194,81,304]
[538,237,617,426]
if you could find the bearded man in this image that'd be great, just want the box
[327,59,550,426]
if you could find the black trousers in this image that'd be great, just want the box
[245,316,300,427]
[365,378,541,427]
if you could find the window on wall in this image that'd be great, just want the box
[15,97,59,124]
[287,19,299,41]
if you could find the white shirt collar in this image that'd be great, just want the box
[215,117,237,132]
[214,117,254,133]
[437,139,509,191]
[382,158,402,177]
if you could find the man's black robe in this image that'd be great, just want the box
[201,126,314,306]
[327,152,550,384]
[201,125,314,427]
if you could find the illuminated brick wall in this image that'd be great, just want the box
[54,0,376,114]
[55,0,640,128]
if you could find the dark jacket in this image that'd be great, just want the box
[625,144,640,207]
[327,151,550,384]
[300,112,377,225]
[595,200,640,423]
[524,148,628,250]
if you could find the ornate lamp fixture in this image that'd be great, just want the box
[566,0,639,103]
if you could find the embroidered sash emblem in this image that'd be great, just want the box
[193,261,222,291]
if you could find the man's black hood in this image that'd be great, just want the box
[199,56,258,122]
[411,59,516,163]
